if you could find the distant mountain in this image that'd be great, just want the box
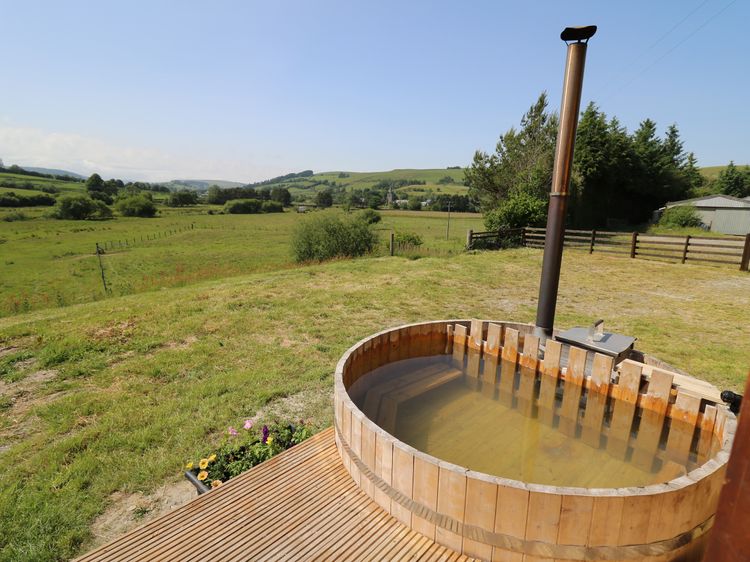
[20,166,86,179]
[161,179,246,191]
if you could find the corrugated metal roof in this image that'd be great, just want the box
[666,194,750,209]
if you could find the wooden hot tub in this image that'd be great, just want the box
[333,320,735,561]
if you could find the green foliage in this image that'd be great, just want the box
[437,175,455,185]
[166,190,199,207]
[658,206,703,228]
[715,161,750,198]
[186,420,314,485]
[407,197,422,211]
[51,195,112,220]
[269,186,292,207]
[115,195,157,217]
[484,192,547,230]
[1,211,28,222]
[261,200,284,213]
[315,189,333,208]
[0,191,56,207]
[224,199,262,214]
[394,231,423,247]
[291,212,378,262]
[357,208,382,224]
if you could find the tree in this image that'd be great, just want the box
[52,194,112,220]
[86,173,104,191]
[683,153,705,195]
[270,187,292,207]
[167,190,199,207]
[116,195,157,217]
[315,189,333,208]
[465,92,557,213]
[715,161,750,198]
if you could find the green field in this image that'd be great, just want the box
[0,208,484,317]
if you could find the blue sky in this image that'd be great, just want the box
[0,1,746,182]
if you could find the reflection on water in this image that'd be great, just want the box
[352,354,717,488]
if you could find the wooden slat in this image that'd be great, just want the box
[498,327,519,407]
[697,405,717,463]
[580,353,613,448]
[631,369,674,471]
[664,391,701,465]
[517,334,539,417]
[606,360,641,459]
[77,428,471,562]
[538,340,562,427]
[558,346,587,437]
[453,323,467,364]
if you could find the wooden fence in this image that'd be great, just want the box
[466,227,750,271]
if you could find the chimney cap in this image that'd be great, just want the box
[561,26,597,43]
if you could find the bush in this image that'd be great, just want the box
[484,192,547,230]
[357,208,381,224]
[261,200,284,213]
[185,419,314,488]
[658,206,703,228]
[2,211,28,222]
[224,199,262,214]
[394,231,423,248]
[116,195,157,217]
[51,195,112,220]
[0,191,56,207]
[291,212,378,262]
[166,190,199,207]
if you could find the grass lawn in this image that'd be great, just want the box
[0,247,748,560]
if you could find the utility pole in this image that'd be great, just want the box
[446,201,451,240]
[95,243,109,294]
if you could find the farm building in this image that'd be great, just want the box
[663,194,750,235]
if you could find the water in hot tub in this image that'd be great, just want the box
[351,355,718,488]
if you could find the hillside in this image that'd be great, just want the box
[19,167,87,179]
[243,167,468,201]
[161,179,246,191]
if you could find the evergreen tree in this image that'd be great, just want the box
[716,161,750,198]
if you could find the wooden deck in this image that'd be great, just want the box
[77,428,473,561]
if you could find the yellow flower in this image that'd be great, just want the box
[185,461,193,470]
[199,458,209,470]
[197,470,208,481]
[208,454,217,462]
[211,480,222,488]
[266,436,274,445]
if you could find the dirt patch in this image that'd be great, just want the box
[255,387,332,426]
[88,480,197,549]
[89,320,137,343]
[0,369,61,444]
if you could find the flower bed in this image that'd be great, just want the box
[184,419,314,494]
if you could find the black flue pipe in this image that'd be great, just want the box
[534,26,596,340]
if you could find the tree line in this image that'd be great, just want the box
[465,93,733,230]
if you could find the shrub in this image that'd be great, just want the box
[0,192,56,207]
[261,200,284,213]
[2,211,28,222]
[358,208,381,224]
[166,190,199,207]
[291,212,378,262]
[224,199,262,214]
[484,192,547,230]
[394,231,423,248]
[51,195,112,220]
[658,206,703,228]
[115,195,157,217]
[185,419,314,488]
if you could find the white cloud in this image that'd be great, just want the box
[0,124,288,183]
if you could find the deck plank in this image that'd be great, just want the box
[76,427,474,562]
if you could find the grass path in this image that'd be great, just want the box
[0,249,748,560]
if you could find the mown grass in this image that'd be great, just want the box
[0,208,484,317]
[0,247,747,561]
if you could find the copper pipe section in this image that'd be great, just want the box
[535,26,595,340]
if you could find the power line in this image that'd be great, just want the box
[647,0,710,51]
[602,0,738,103]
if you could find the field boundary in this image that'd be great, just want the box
[467,227,750,271]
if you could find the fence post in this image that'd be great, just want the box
[466,229,473,250]
[521,227,527,247]
[630,232,638,258]
[389,232,395,256]
[589,230,596,254]
[95,243,109,294]
[681,235,691,264]
[740,233,750,272]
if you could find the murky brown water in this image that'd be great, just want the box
[352,355,716,488]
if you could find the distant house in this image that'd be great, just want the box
[663,195,750,235]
